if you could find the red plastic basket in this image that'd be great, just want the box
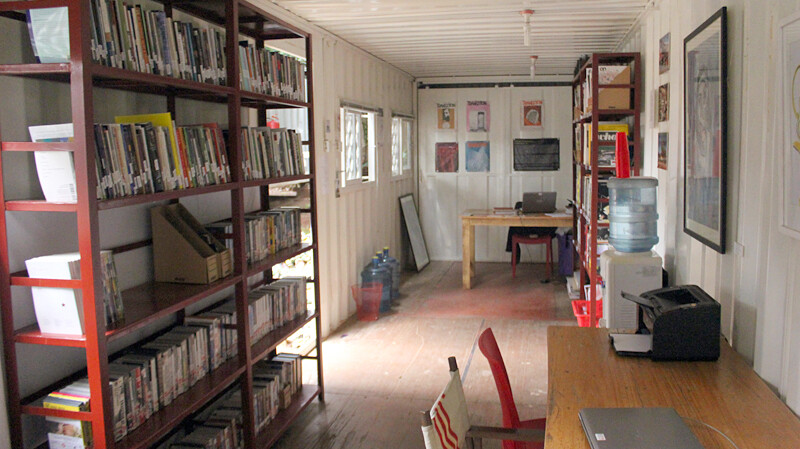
[572,299,602,328]
[351,282,382,321]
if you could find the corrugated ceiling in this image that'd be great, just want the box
[270,0,650,78]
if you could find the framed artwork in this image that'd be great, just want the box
[466,101,490,132]
[465,141,490,172]
[435,142,458,173]
[437,103,456,130]
[658,133,668,170]
[522,100,543,127]
[658,83,669,122]
[659,33,671,74]
[779,12,800,238]
[683,7,727,253]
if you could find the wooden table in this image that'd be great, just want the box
[460,210,572,289]
[546,326,800,449]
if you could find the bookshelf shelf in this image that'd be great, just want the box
[572,53,641,328]
[113,358,247,449]
[251,311,318,364]
[0,1,323,448]
[4,200,78,212]
[246,243,314,277]
[14,325,88,347]
[241,173,314,189]
[96,183,235,211]
[0,141,76,152]
[253,385,321,448]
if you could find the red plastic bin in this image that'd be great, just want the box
[572,299,602,327]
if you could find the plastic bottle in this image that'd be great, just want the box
[378,247,400,300]
[607,177,659,253]
[361,257,392,312]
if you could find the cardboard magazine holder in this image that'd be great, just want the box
[169,203,233,278]
[152,204,219,284]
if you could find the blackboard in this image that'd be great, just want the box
[513,138,560,171]
[399,194,429,272]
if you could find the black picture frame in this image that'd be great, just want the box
[399,194,430,272]
[513,138,560,171]
[683,7,727,253]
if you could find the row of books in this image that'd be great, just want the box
[88,0,227,86]
[579,122,629,166]
[25,250,123,336]
[241,127,306,181]
[248,277,308,343]
[206,207,302,266]
[153,354,302,449]
[238,42,308,102]
[95,114,231,200]
[575,175,609,221]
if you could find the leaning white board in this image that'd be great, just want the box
[399,194,429,271]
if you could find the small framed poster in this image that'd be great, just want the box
[522,100,543,127]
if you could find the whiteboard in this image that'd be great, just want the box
[399,194,430,271]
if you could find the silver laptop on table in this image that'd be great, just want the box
[521,192,556,214]
[579,408,704,449]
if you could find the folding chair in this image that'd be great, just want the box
[420,357,545,449]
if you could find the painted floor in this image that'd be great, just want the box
[272,261,577,449]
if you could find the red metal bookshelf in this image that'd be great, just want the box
[0,1,323,448]
[571,53,641,327]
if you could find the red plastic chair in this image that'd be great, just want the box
[511,234,552,280]
[478,328,546,449]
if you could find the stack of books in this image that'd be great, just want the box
[85,0,227,86]
[238,42,307,102]
[44,379,93,449]
[247,277,308,343]
[25,250,124,336]
[240,127,306,181]
[206,207,302,266]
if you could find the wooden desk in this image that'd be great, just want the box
[546,326,800,449]
[460,210,572,289]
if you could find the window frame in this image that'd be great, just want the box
[391,113,414,180]
[340,104,378,189]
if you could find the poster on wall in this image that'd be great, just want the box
[683,7,727,253]
[660,33,671,74]
[780,12,800,238]
[658,83,670,122]
[466,101,490,132]
[437,103,456,130]
[522,100,543,127]
[435,142,459,173]
[658,133,669,170]
[465,141,490,172]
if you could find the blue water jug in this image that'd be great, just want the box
[607,177,659,253]
[379,247,400,300]
[361,257,392,312]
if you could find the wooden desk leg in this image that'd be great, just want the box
[462,221,474,289]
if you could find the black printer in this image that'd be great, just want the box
[621,285,720,361]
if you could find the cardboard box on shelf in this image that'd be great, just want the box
[586,65,632,112]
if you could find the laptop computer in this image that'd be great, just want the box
[521,192,556,214]
[579,408,704,449]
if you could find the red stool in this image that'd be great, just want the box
[511,234,552,280]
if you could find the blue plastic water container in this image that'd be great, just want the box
[378,247,400,300]
[607,177,659,253]
[361,257,392,312]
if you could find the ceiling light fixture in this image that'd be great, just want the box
[520,9,534,46]
[530,55,538,80]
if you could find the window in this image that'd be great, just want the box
[391,116,414,177]
[340,106,376,186]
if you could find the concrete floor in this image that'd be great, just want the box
[273,261,576,449]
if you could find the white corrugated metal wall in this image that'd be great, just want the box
[417,85,573,262]
[617,0,800,414]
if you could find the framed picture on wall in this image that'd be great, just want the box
[466,101,490,132]
[437,103,456,130]
[779,11,800,239]
[435,142,459,173]
[522,100,543,127]
[658,83,669,122]
[465,141,490,172]
[683,7,727,253]
[658,133,668,170]
[660,33,671,74]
